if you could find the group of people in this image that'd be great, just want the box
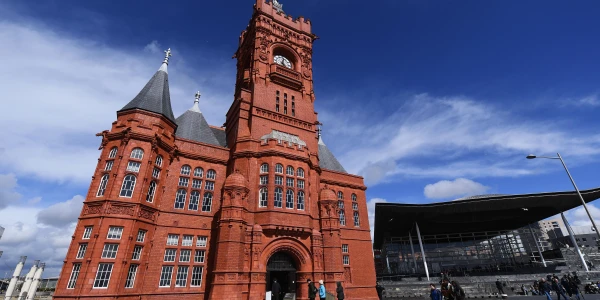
[532,274,583,300]
[430,280,466,300]
[270,278,343,300]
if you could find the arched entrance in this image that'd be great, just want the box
[266,252,297,299]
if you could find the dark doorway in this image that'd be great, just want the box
[267,252,297,299]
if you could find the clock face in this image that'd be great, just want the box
[274,55,292,69]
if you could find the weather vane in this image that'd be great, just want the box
[194,91,201,104]
[273,0,284,13]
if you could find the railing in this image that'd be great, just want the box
[270,64,301,81]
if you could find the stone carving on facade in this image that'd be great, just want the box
[139,207,156,221]
[121,128,132,145]
[96,130,109,150]
[107,203,135,216]
[84,203,103,216]
[260,129,307,147]
[344,267,352,283]
[258,35,272,62]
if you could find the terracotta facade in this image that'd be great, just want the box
[54,1,378,299]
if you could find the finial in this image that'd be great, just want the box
[194,91,201,104]
[190,90,202,113]
[273,0,284,13]
[316,124,322,139]
[163,48,172,64]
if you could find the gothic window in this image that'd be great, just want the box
[108,147,118,159]
[125,264,138,288]
[276,91,280,113]
[207,169,216,180]
[159,266,173,287]
[131,246,143,260]
[97,174,109,197]
[274,187,283,208]
[202,192,213,212]
[339,210,346,226]
[191,267,203,287]
[152,167,160,179]
[176,266,189,287]
[192,179,202,189]
[296,168,304,178]
[343,255,350,265]
[178,177,189,187]
[286,177,294,187]
[338,191,344,200]
[205,181,214,191]
[275,164,283,174]
[338,201,344,209]
[119,175,136,198]
[286,166,294,176]
[259,188,268,207]
[174,189,187,209]
[297,191,305,210]
[76,244,87,259]
[146,181,157,203]
[104,160,113,171]
[155,155,163,167]
[189,191,200,211]
[180,165,191,175]
[352,202,358,210]
[136,230,146,242]
[284,93,288,114]
[298,179,305,189]
[275,176,283,185]
[286,190,294,209]
[67,263,81,289]
[352,193,357,202]
[260,163,269,173]
[194,167,204,177]
[260,175,268,185]
[342,244,349,253]
[354,211,360,227]
[130,148,144,160]
[83,227,93,239]
[292,95,295,117]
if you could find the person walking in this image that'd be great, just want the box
[431,284,442,300]
[552,278,568,300]
[540,278,553,300]
[496,279,505,295]
[336,281,345,300]
[319,280,327,300]
[271,278,281,300]
[308,279,317,300]
[376,281,385,300]
[451,281,465,300]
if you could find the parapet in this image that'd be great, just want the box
[255,0,312,34]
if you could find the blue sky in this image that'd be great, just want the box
[1,0,600,276]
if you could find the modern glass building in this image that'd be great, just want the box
[373,188,600,279]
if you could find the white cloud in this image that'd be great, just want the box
[0,173,22,209]
[576,95,600,107]
[0,205,75,277]
[565,204,600,227]
[367,198,388,240]
[0,15,234,184]
[144,40,162,54]
[424,178,489,200]
[37,195,84,227]
[320,94,600,185]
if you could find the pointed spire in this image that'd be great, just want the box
[175,90,221,146]
[119,48,176,123]
[190,91,201,113]
[317,126,346,173]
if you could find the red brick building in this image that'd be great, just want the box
[54,1,378,299]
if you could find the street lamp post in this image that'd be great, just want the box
[526,153,600,241]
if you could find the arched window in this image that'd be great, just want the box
[207,169,216,180]
[286,190,294,209]
[352,193,357,202]
[274,187,283,208]
[130,148,144,160]
[155,155,163,167]
[194,167,204,177]
[174,189,187,209]
[297,191,305,210]
[296,168,304,178]
[202,192,213,212]
[338,191,343,200]
[108,147,118,159]
[189,191,200,211]
[260,163,269,174]
[275,164,283,174]
[119,175,136,198]
[146,181,157,203]
[353,211,360,227]
[259,188,268,207]
[339,210,346,226]
[97,174,109,197]
[286,166,294,176]
[180,165,191,175]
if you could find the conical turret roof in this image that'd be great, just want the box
[119,49,176,123]
[318,133,347,173]
[175,91,221,146]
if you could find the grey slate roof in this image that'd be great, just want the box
[175,102,222,146]
[119,63,176,123]
[318,135,347,173]
[210,127,227,147]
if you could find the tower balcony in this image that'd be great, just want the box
[270,64,302,90]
